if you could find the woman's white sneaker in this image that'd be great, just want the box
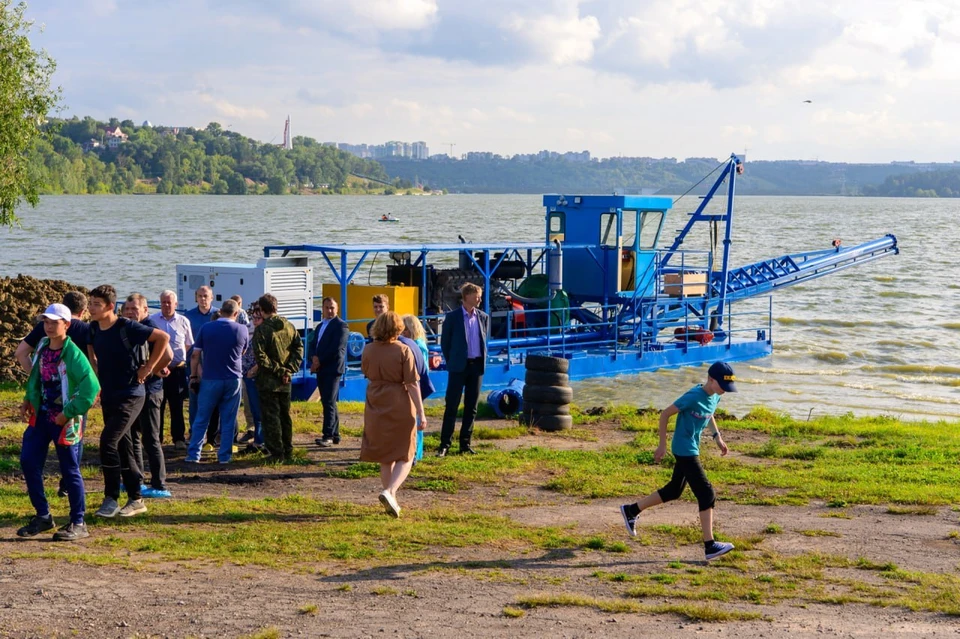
[379,491,401,518]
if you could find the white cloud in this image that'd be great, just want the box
[350,103,375,118]
[496,106,535,124]
[784,63,881,87]
[504,10,601,65]
[388,98,424,123]
[30,0,960,161]
[353,0,438,30]
[467,108,488,122]
[198,94,268,120]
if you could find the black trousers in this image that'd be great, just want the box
[100,394,145,501]
[317,373,341,442]
[259,388,293,459]
[657,455,716,512]
[440,359,483,449]
[161,367,188,443]
[133,390,167,489]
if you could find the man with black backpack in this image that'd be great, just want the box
[86,285,170,518]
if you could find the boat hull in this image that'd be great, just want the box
[291,337,771,402]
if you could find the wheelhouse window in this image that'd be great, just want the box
[622,210,638,251]
[638,211,664,249]
[548,212,565,240]
[600,213,618,247]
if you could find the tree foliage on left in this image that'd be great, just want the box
[0,1,60,227]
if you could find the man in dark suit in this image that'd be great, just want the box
[311,297,350,447]
[438,283,488,456]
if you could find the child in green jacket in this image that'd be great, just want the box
[18,304,100,541]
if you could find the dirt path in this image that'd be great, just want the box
[1,416,959,638]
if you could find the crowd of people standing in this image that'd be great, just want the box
[13,281,498,538]
[13,286,305,541]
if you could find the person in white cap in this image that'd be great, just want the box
[17,304,100,541]
[15,291,92,499]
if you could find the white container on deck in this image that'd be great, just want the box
[175,257,313,332]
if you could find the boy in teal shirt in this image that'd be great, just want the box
[620,361,738,561]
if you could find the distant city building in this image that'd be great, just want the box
[334,140,429,160]
[81,138,101,152]
[142,120,152,127]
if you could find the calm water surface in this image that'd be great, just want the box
[4,194,957,421]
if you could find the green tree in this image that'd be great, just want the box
[266,176,286,195]
[226,171,247,195]
[0,0,60,226]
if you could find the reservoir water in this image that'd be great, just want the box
[3,194,957,422]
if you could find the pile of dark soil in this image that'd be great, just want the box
[0,275,88,384]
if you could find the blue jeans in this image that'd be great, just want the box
[415,417,424,462]
[189,387,221,445]
[21,411,85,524]
[243,377,263,445]
[187,378,241,463]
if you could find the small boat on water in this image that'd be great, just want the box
[378,215,399,222]
[176,154,899,402]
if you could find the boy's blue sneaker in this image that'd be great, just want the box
[620,504,638,537]
[705,541,735,560]
[141,487,172,499]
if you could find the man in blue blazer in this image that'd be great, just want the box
[439,283,488,456]
[310,297,350,447]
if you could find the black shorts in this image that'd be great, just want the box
[657,455,716,511]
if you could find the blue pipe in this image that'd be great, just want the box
[486,378,525,417]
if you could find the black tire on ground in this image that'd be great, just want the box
[523,401,571,416]
[525,354,570,374]
[523,384,573,405]
[524,370,569,387]
[530,414,573,432]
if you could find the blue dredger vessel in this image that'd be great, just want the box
[193,155,899,401]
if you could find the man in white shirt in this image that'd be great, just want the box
[150,290,194,450]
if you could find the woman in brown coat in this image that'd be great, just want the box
[360,312,427,517]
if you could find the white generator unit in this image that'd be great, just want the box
[175,257,314,332]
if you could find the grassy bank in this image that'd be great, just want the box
[1,384,959,623]
[3,388,960,507]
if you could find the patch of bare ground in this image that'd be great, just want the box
[2,415,959,638]
[1,555,956,638]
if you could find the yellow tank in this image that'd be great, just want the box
[321,283,419,334]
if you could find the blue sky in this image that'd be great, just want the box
[29,0,960,161]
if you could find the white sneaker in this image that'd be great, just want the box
[95,497,120,518]
[378,490,400,518]
[118,499,147,518]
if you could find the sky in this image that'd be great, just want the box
[28,0,960,162]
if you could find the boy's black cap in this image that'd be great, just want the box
[708,361,738,392]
